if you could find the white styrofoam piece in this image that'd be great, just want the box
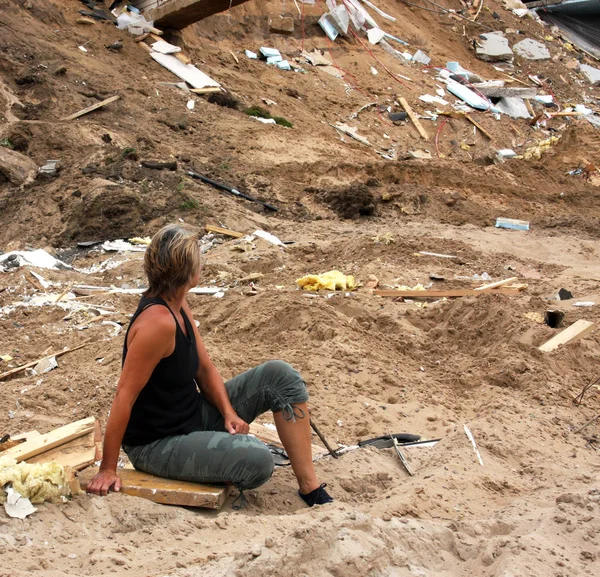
[150,53,220,89]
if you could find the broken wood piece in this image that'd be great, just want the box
[205,224,245,238]
[573,414,600,434]
[0,340,92,381]
[134,33,150,42]
[538,319,595,353]
[250,423,328,458]
[138,41,153,53]
[78,466,229,509]
[229,49,239,64]
[330,123,371,147]
[465,114,492,140]
[525,99,535,116]
[399,97,429,141]
[0,417,95,463]
[474,277,519,291]
[61,95,120,121]
[149,27,163,36]
[374,287,522,298]
[464,424,484,466]
[190,87,221,94]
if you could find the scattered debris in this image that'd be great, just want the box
[399,97,429,141]
[412,50,430,65]
[32,356,58,375]
[579,63,600,86]
[496,217,530,231]
[3,487,37,519]
[38,159,60,176]
[297,271,356,291]
[187,171,279,212]
[0,147,38,185]
[141,160,177,170]
[464,424,484,466]
[558,288,574,301]
[331,122,371,146]
[476,31,513,62]
[0,249,72,271]
[513,38,551,61]
[544,310,565,329]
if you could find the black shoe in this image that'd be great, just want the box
[298,483,333,507]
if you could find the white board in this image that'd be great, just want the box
[150,53,220,89]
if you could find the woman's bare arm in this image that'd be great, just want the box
[87,308,176,495]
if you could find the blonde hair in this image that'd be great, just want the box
[144,224,201,300]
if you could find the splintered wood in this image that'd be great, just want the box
[78,467,230,509]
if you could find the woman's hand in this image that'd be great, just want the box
[225,412,249,435]
[86,469,122,496]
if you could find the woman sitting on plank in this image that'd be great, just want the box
[86,224,332,508]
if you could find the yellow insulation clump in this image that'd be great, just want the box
[0,457,72,504]
[297,270,356,291]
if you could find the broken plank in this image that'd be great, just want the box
[28,430,97,471]
[134,33,150,42]
[0,417,96,463]
[474,277,519,291]
[79,466,229,509]
[205,224,245,238]
[190,87,221,94]
[399,97,429,141]
[465,114,493,140]
[0,340,92,381]
[175,53,192,65]
[538,319,595,353]
[374,288,522,298]
[250,422,328,458]
[61,95,120,121]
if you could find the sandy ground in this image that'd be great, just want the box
[1,0,600,575]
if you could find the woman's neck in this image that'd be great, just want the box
[161,287,188,312]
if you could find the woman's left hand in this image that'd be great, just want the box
[225,413,249,435]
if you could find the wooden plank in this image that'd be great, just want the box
[465,114,493,140]
[190,87,221,94]
[374,288,522,298]
[138,41,153,53]
[0,417,96,463]
[474,277,519,291]
[0,340,92,381]
[175,53,192,65]
[134,33,150,42]
[78,467,229,509]
[538,320,595,353]
[250,423,328,458]
[205,224,245,238]
[399,97,429,141]
[28,431,97,471]
[61,95,120,121]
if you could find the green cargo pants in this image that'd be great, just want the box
[122,361,308,490]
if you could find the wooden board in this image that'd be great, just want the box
[28,431,97,471]
[399,97,429,141]
[538,320,595,353]
[0,417,95,463]
[205,224,245,238]
[374,288,522,298]
[250,422,329,458]
[190,87,221,94]
[474,277,519,291]
[78,467,229,509]
[61,95,120,121]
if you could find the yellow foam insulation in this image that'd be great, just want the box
[520,136,560,161]
[296,270,356,291]
[0,457,72,504]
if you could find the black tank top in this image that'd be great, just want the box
[121,296,201,446]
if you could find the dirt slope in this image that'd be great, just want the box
[0,1,599,576]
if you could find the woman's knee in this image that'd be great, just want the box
[261,361,308,399]
[242,445,275,489]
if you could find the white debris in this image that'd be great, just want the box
[573,302,595,307]
[0,249,72,272]
[101,321,122,337]
[367,28,385,45]
[32,356,58,375]
[252,230,286,248]
[151,40,181,54]
[464,424,484,466]
[4,487,37,519]
[101,240,147,252]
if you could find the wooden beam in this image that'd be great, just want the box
[250,423,328,458]
[0,417,96,463]
[175,52,192,65]
[78,467,229,509]
[374,287,522,298]
[474,277,519,291]
[61,95,120,121]
[538,320,595,353]
[205,224,245,238]
[0,341,92,381]
[399,97,429,141]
